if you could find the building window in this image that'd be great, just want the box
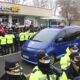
[12,16,24,25]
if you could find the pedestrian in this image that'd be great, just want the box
[29,52,68,80]
[0,58,27,80]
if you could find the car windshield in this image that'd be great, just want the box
[32,28,61,43]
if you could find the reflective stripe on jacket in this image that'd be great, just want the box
[0,36,7,45]
[5,34,15,44]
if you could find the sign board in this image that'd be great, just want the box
[24,20,31,27]
[11,5,19,12]
[0,5,20,12]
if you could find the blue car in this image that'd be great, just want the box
[21,26,80,64]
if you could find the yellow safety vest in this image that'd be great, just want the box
[60,54,71,70]
[59,72,68,80]
[5,34,15,44]
[0,36,2,44]
[0,36,7,45]
[66,47,71,56]
[24,31,30,40]
[29,66,55,80]
[28,32,36,39]
[29,66,68,80]
[19,32,25,41]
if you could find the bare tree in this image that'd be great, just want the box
[57,0,80,25]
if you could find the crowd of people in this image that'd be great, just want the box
[0,23,38,56]
[0,22,80,80]
[0,44,80,80]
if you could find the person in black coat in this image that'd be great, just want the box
[0,59,27,80]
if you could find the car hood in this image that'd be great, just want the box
[24,40,49,49]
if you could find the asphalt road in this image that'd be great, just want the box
[0,52,35,78]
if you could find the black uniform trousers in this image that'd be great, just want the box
[7,44,14,54]
[1,45,7,55]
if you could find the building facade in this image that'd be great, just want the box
[0,0,53,27]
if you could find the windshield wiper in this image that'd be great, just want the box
[32,40,42,42]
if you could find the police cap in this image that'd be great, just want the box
[69,44,78,49]
[37,52,50,63]
[5,58,19,70]
[38,52,50,60]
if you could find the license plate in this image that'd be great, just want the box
[23,55,29,59]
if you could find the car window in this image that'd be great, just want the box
[55,30,68,42]
[74,31,80,39]
[66,28,80,36]
[66,28,80,40]
[32,29,60,43]
[57,30,66,38]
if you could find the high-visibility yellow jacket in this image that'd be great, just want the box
[60,54,71,70]
[5,34,15,44]
[29,66,68,80]
[19,32,25,41]
[66,47,71,56]
[59,72,68,80]
[24,30,30,40]
[28,32,37,39]
[0,36,7,45]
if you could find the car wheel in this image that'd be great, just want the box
[50,54,56,65]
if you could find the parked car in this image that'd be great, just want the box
[21,26,80,64]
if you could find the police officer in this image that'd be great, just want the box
[29,52,68,80]
[0,34,7,55]
[60,44,79,79]
[24,30,30,42]
[28,29,37,39]
[13,31,20,52]
[69,54,80,80]
[19,29,25,47]
[28,24,37,39]
[0,58,27,80]
[60,44,79,69]
[5,33,15,54]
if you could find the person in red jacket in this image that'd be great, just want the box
[0,25,5,36]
